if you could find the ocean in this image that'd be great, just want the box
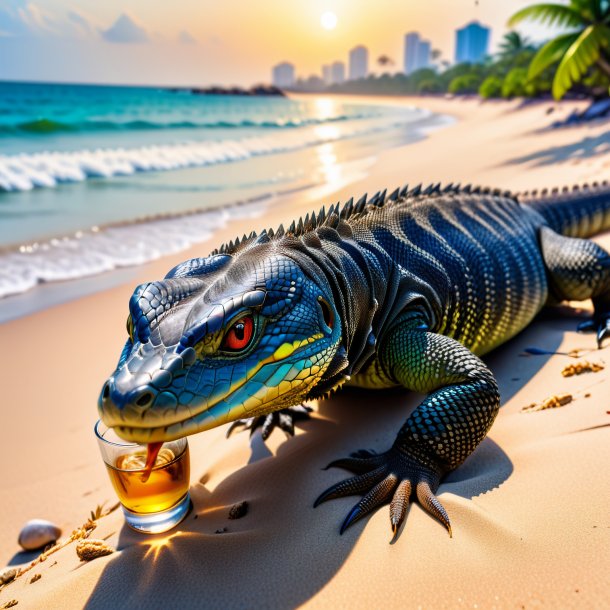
[0,81,449,312]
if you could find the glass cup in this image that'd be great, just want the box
[95,420,191,534]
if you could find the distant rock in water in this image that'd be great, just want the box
[169,85,285,97]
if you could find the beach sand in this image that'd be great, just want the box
[1,95,609,609]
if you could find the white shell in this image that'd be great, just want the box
[18,519,62,551]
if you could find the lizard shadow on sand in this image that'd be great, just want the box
[505,129,610,167]
[84,307,590,609]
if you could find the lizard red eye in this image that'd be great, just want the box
[222,315,254,352]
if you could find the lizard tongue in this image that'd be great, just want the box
[141,441,163,483]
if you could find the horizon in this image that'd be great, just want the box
[0,0,563,87]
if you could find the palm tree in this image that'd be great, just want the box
[508,0,610,99]
[498,31,533,60]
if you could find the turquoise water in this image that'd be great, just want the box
[0,81,448,301]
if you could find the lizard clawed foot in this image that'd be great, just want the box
[577,314,610,348]
[314,448,450,539]
[226,404,313,441]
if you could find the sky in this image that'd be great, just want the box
[0,0,565,86]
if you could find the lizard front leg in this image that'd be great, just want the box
[315,327,500,537]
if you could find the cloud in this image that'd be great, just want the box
[67,10,95,37]
[178,30,197,45]
[101,13,148,44]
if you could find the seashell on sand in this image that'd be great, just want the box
[0,567,17,585]
[18,519,62,551]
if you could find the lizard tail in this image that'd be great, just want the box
[519,180,610,239]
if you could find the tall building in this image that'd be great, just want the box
[404,32,432,74]
[271,62,295,88]
[455,21,490,64]
[404,32,420,75]
[416,40,431,71]
[348,45,369,80]
[330,61,345,85]
[322,64,333,85]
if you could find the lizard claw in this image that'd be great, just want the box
[315,448,450,539]
[577,314,610,348]
[226,404,313,441]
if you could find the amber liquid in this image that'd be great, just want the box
[105,446,190,513]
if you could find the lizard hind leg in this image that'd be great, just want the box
[540,227,610,347]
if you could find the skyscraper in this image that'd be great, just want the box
[455,21,490,64]
[404,32,420,75]
[416,40,431,71]
[322,65,332,85]
[348,45,369,80]
[330,61,345,85]
[271,62,295,88]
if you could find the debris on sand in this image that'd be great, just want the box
[522,393,573,413]
[228,501,249,520]
[76,539,114,562]
[561,361,604,377]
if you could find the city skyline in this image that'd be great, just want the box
[275,20,490,87]
[0,1,561,86]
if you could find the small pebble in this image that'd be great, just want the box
[228,501,248,520]
[18,520,61,552]
[76,539,114,562]
[0,568,17,586]
[215,528,227,534]
[29,574,41,584]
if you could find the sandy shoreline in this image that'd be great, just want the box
[1,94,609,608]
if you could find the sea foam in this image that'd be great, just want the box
[0,112,425,193]
[0,200,267,299]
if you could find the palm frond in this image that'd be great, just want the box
[552,24,610,98]
[527,33,579,80]
[508,3,585,29]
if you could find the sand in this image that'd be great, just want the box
[0,95,609,609]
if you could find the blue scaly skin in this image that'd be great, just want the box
[99,180,610,536]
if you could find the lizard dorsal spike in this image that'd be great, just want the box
[462,184,472,194]
[341,197,354,218]
[219,243,226,254]
[472,186,481,194]
[503,190,512,198]
[256,229,269,244]
[389,187,399,201]
[355,194,367,213]
[370,191,381,205]
[310,212,317,228]
[303,213,311,230]
[443,183,454,193]
[267,227,275,238]
[296,217,304,235]
[288,220,296,234]
[228,239,235,251]
[410,184,422,197]
[399,184,409,197]
[276,224,285,238]
[379,188,387,205]
[234,236,241,247]
[423,184,435,195]
[318,206,326,224]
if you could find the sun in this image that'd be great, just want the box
[321,11,338,30]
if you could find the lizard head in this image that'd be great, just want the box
[98,247,342,443]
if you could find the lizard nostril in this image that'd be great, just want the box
[102,382,110,401]
[135,391,154,407]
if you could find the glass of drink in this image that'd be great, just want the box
[95,421,191,534]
